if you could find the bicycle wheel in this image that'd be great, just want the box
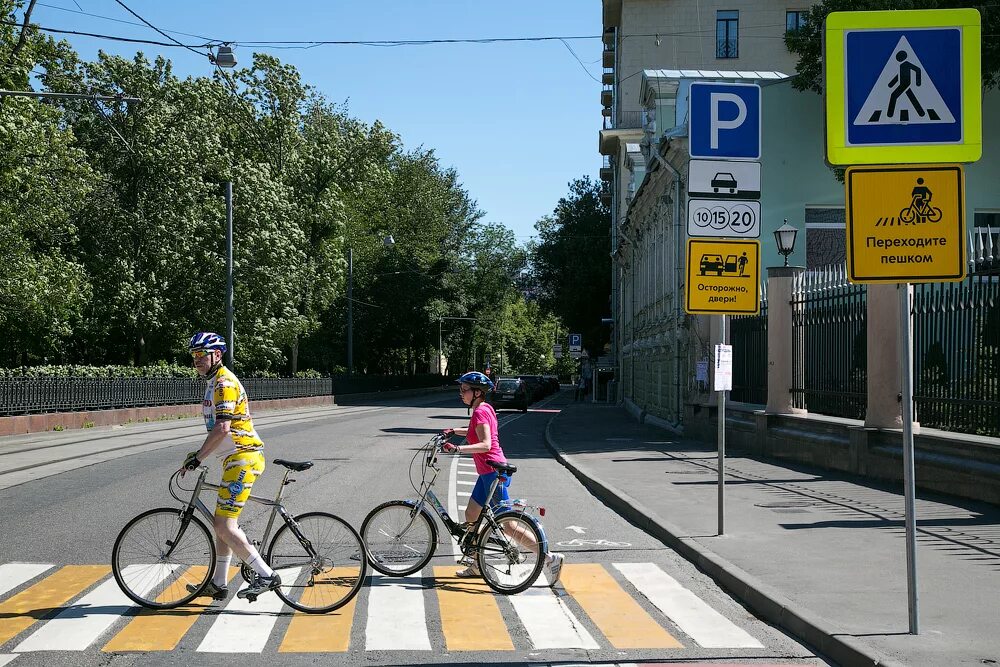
[362,501,437,576]
[477,510,545,595]
[899,206,915,223]
[112,507,215,609]
[927,206,942,222]
[268,512,367,614]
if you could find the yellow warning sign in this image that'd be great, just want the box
[685,239,760,315]
[846,164,966,283]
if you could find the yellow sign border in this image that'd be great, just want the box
[825,9,982,166]
[845,163,966,284]
[685,238,761,315]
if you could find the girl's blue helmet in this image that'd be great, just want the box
[188,332,227,353]
[457,371,494,392]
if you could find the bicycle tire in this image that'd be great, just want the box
[362,500,437,576]
[267,511,367,614]
[477,510,546,595]
[928,206,943,222]
[112,507,215,609]
[899,206,915,223]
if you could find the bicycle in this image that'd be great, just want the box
[112,457,367,613]
[361,433,548,595]
[899,195,942,224]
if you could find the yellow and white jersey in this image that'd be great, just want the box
[202,366,264,455]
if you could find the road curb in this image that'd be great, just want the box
[543,415,905,667]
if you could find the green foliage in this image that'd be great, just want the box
[0,363,195,378]
[530,177,612,357]
[786,0,1000,94]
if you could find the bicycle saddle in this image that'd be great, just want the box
[273,458,314,472]
[488,461,517,475]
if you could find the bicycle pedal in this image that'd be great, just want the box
[246,594,257,603]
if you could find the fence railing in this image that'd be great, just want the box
[913,275,1000,436]
[0,377,334,417]
[731,290,768,405]
[791,265,868,419]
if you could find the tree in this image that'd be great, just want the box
[531,177,612,356]
[786,0,1000,93]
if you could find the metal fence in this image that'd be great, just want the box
[0,377,334,417]
[912,274,1000,436]
[731,290,767,405]
[791,265,868,418]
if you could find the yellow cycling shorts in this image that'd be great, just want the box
[216,451,265,518]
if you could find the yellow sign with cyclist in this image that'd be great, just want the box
[846,163,966,283]
[685,238,760,315]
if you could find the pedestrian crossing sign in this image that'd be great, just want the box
[825,9,982,165]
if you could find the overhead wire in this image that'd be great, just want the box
[111,0,209,58]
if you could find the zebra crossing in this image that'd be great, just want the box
[0,559,766,658]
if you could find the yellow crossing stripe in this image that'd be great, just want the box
[0,565,109,645]
[433,566,514,651]
[279,568,360,653]
[558,563,683,649]
[103,567,238,652]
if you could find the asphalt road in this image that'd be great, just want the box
[0,390,828,666]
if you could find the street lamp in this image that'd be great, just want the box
[210,44,238,68]
[347,235,395,376]
[773,219,799,267]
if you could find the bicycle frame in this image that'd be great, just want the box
[168,466,316,565]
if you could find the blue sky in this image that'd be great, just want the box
[31,1,604,244]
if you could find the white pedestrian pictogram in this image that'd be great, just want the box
[853,36,955,126]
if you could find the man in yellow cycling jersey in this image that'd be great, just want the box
[180,332,280,602]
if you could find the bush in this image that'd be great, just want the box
[0,364,197,378]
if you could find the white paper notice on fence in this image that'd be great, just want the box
[696,360,709,382]
[714,344,733,392]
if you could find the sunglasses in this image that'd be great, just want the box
[191,349,214,360]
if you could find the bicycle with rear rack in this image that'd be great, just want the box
[361,433,548,594]
[111,457,367,613]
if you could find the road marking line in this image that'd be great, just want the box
[0,565,109,646]
[448,453,462,557]
[196,567,300,653]
[15,564,175,651]
[455,480,475,486]
[614,563,764,648]
[365,574,431,650]
[507,585,599,649]
[0,564,53,599]
[0,654,17,666]
[559,563,682,649]
[102,566,239,652]
[278,567,360,652]
[433,566,513,651]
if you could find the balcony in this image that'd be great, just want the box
[603,48,615,68]
[615,110,644,129]
[599,156,613,183]
[601,89,613,107]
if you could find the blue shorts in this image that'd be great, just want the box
[470,471,511,509]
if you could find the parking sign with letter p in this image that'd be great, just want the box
[689,81,761,160]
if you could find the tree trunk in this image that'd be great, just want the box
[291,337,299,374]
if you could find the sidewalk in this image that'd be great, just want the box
[544,396,1000,667]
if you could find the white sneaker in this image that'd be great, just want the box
[455,563,481,578]
[545,552,564,586]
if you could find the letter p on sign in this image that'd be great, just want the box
[689,81,761,160]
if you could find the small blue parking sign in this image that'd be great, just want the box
[568,334,582,352]
[846,28,962,147]
[689,81,761,160]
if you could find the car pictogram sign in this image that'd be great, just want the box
[685,239,760,314]
[845,164,966,283]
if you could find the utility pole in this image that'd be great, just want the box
[347,247,353,376]
[225,182,234,368]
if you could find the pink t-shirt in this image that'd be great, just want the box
[467,402,505,475]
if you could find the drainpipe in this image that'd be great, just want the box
[652,146,683,426]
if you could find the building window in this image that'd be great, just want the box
[716,11,739,59]
[786,10,807,33]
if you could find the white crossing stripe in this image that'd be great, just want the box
[0,563,53,598]
[456,480,475,486]
[614,562,763,648]
[0,655,18,666]
[15,564,177,651]
[197,567,300,653]
[365,574,431,650]
[507,585,600,649]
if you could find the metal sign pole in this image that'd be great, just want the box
[718,313,726,536]
[899,283,919,634]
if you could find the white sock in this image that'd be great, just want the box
[212,554,232,587]
[246,548,274,578]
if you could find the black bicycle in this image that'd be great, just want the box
[362,434,548,595]
[112,458,366,613]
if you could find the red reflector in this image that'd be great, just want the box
[539,507,546,516]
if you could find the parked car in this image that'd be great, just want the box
[488,377,529,412]
[516,375,545,402]
[542,375,561,393]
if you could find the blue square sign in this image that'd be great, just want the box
[845,28,963,146]
[688,81,761,160]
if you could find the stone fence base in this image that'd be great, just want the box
[684,401,1000,506]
